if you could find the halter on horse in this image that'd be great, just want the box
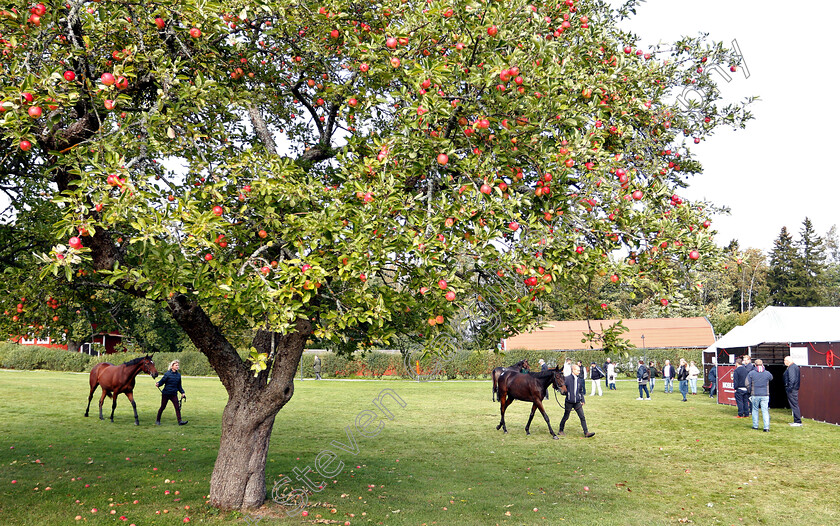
[85,356,158,425]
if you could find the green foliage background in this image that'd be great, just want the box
[0,342,702,379]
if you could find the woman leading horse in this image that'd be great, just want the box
[156,359,188,425]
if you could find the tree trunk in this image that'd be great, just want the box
[166,294,314,510]
[67,339,81,353]
[209,396,280,509]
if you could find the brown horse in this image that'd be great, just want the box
[85,356,159,425]
[496,366,567,439]
[491,359,529,402]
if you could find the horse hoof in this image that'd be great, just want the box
[503,430,508,434]
[552,435,560,440]
[134,422,139,426]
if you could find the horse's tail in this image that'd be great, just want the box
[492,369,498,402]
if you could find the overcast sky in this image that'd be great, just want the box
[617,0,838,253]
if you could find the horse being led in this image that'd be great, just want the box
[85,356,158,425]
[495,366,567,439]
[491,359,529,402]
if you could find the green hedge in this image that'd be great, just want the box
[0,342,704,379]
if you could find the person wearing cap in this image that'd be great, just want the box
[746,359,773,432]
[589,361,604,396]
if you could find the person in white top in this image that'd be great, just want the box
[688,360,701,395]
[661,360,675,393]
[562,358,572,377]
[606,361,616,390]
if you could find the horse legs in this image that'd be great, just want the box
[98,391,108,420]
[492,372,498,402]
[126,392,139,426]
[497,396,514,433]
[85,384,98,417]
[525,403,538,435]
[534,399,558,439]
[109,393,119,423]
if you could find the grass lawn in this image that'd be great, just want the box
[0,370,837,526]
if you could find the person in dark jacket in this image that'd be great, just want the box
[155,360,188,426]
[784,356,802,426]
[557,364,595,438]
[707,364,718,398]
[677,358,689,401]
[636,360,651,400]
[589,361,604,396]
[732,357,750,417]
[648,361,658,392]
[746,359,773,431]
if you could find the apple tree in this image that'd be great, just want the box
[0,0,752,510]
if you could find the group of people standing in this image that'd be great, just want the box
[636,359,700,401]
[732,354,802,432]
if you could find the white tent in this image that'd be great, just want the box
[704,306,840,354]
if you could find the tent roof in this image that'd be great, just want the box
[704,306,840,353]
[504,317,715,351]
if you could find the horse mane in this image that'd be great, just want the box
[511,359,528,367]
[122,356,148,366]
[528,369,555,379]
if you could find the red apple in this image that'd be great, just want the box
[487,25,498,36]
[115,76,128,90]
[479,184,492,194]
[438,279,447,290]
[20,140,32,151]
[258,230,268,238]
[508,221,519,231]
[610,274,619,283]
[104,100,116,110]
[436,153,448,166]
[445,291,456,301]
[204,253,213,261]
[154,17,165,29]
[212,205,223,216]
[689,250,700,260]
[386,37,397,48]
[631,190,643,200]
[189,27,201,38]
[101,73,115,86]
[660,298,669,306]
[63,71,76,81]
[69,236,83,249]
[301,264,312,273]
[27,106,42,119]
[348,98,358,107]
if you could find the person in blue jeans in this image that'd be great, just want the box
[677,358,689,402]
[661,359,675,393]
[746,359,773,431]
